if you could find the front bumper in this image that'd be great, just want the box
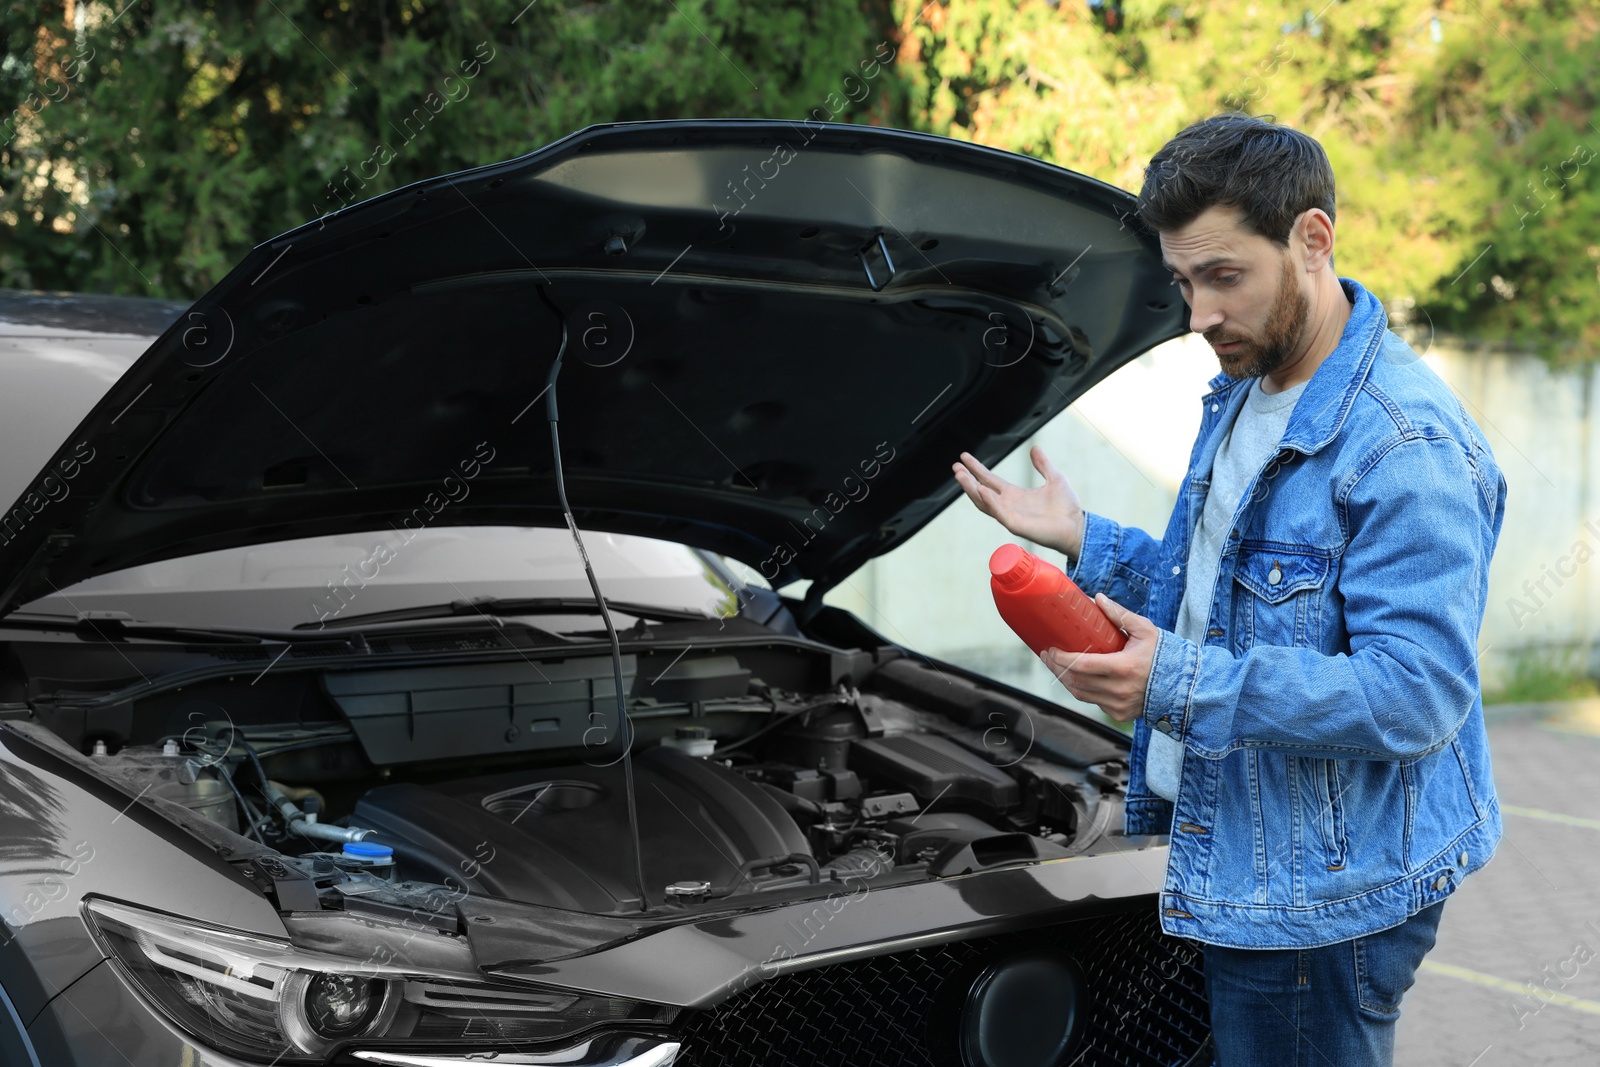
[29,847,1201,1067]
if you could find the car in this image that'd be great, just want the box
[0,118,1206,1067]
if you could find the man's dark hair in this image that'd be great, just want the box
[1136,113,1336,245]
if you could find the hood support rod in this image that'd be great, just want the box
[537,287,651,914]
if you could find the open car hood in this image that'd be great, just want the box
[0,118,1185,615]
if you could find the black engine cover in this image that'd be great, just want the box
[849,733,1021,810]
[353,746,810,913]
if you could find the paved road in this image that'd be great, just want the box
[1394,704,1600,1067]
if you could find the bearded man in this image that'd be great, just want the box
[954,113,1506,1066]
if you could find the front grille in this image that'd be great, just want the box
[677,903,1210,1067]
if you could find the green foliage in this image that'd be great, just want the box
[0,0,884,298]
[1412,3,1600,363]
[886,0,1600,362]
[3,1,1596,359]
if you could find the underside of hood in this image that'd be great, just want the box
[0,118,1185,615]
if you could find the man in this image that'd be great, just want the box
[952,113,1506,1066]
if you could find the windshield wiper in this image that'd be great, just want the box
[297,596,712,631]
[1,610,557,649]
[1,601,701,647]
[0,611,276,645]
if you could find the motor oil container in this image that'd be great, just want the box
[989,543,1127,656]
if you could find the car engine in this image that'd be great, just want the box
[50,640,1133,916]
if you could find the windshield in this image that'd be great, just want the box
[13,525,738,631]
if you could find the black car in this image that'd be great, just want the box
[0,118,1207,1067]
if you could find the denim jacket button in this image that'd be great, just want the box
[1154,718,1174,735]
[1210,403,1220,412]
[1433,875,1448,891]
[1458,850,1468,867]
[1171,565,1181,576]
[1267,565,1283,585]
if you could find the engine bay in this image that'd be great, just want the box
[17,626,1135,917]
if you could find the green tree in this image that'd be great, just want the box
[886,0,1599,362]
[0,0,887,297]
[5,1,1596,360]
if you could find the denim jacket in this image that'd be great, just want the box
[1068,276,1507,949]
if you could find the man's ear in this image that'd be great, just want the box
[1298,208,1336,273]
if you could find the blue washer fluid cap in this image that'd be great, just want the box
[343,841,393,859]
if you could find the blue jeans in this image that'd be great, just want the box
[1200,900,1446,1066]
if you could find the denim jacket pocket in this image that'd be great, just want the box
[1305,756,1350,871]
[1231,543,1333,649]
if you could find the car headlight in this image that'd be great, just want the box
[83,897,673,1063]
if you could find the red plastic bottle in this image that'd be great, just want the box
[989,543,1127,656]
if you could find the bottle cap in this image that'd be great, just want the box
[989,544,1037,589]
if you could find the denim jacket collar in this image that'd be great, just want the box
[1198,276,1388,459]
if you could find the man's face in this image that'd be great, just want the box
[1159,204,1311,379]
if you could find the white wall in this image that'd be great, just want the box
[814,329,1594,722]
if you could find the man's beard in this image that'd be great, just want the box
[1207,256,1310,379]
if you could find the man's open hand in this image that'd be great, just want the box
[1039,593,1160,722]
[952,445,1085,560]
